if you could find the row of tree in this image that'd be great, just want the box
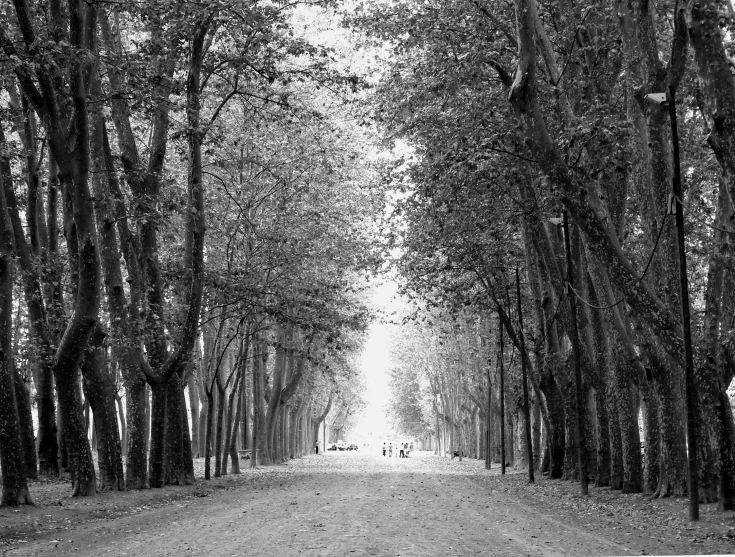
[0,0,377,505]
[388,310,536,468]
[361,0,735,518]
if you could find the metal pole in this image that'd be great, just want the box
[516,268,535,483]
[499,310,505,475]
[669,85,699,521]
[562,211,588,495]
[485,366,492,470]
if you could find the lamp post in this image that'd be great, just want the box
[668,86,699,521]
[498,310,505,476]
[485,360,492,470]
[644,87,699,520]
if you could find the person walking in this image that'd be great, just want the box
[382,442,387,456]
[399,443,405,458]
[388,442,393,457]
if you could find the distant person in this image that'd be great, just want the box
[388,442,393,457]
[409,442,414,453]
[382,442,387,456]
[315,440,319,454]
[399,443,405,458]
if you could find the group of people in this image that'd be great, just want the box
[382,441,413,458]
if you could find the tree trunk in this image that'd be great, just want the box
[187,367,199,459]
[540,370,565,479]
[639,380,660,495]
[228,374,244,474]
[51,0,102,499]
[265,328,287,463]
[116,394,127,459]
[221,373,240,476]
[611,347,642,494]
[607,372,624,490]
[204,388,215,480]
[0,177,32,505]
[125,379,148,489]
[144,385,151,456]
[214,377,227,477]
[254,338,269,466]
[589,385,608,487]
[33,359,58,478]
[241,367,249,451]
[181,381,196,484]
[14,371,37,480]
[56,368,96,496]
[81,325,124,492]
[148,382,167,488]
[0,123,58,479]
[164,373,191,485]
[57,403,69,476]
[199,397,208,458]
[139,9,209,490]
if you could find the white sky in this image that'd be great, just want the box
[352,280,404,445]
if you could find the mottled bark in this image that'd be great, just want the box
[9,0,102,497]
[148,383,166,488]
[648,347,688,498]
[116,394,126,458]
[687,0,735,211]
[228,374,244,474]
[540,368,565,479]
[0,120,58,478]
[639,379,661,495]
[93,114,148,490]
[14,371,37,479]
[81,326,124,492]
[0,165,32,505]
[241,366,249,451]
[125,380,148,489]
[265,328,288,462]
[253,337,269,466]
[204,386,215,480]
[611,342,642,493]
[164,373,191,486]
[532,395,541,471]
[607,372,624,491]
[101,9,204,488]
[143,9,211,484]
[186,366,199,458]
[214,367,228,477]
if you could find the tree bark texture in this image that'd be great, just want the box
[0,160,32,505]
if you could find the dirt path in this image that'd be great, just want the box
[3,452,734,556]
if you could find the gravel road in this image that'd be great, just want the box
[4,452,731,556]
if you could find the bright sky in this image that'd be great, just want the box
[352,280,403,446]
[289,3,406,446]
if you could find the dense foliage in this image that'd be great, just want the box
[353,0,735,518]
[0,0,379,503]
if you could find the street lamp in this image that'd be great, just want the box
[646,88,699,521]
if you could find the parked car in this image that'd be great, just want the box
[337,441,347,450]
[326,443,337,451]
[347,444,358,451]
